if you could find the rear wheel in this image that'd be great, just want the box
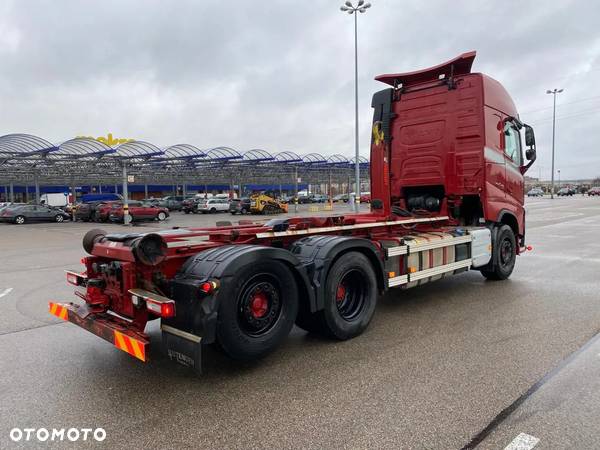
[216,260,298,361]
[14,215,26,225]
[210,207,217,214]
[296,252,378,340]
[480,224,516,280]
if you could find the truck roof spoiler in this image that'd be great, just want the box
[375,51,476,88]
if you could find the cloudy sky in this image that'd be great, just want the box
[1,0,599,180]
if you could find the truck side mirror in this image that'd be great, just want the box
[524,124,535,147]
[520,123,536,174]
[525,147,536,161]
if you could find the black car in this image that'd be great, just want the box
[0,204,70,224]
[158,195,193,211]
[557,188,573,196]
[74,201,105,221]
[182,197,200,214]
[229,198,251,215]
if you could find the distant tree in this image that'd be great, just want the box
[593,176,600,187]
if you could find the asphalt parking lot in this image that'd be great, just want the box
[1,197,599,449]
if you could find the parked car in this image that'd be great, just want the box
[74,201,105,222]
[142,198,161,207]
[360,193,371,203]
[557,188,573,196]
[527,188,544,197]
[310,194,328,203]
[333,194,348,203]
[0,204,70,224]
[109,201,169,222]
[195,198,230,213]
[92,201,121,222]
[588,187,600,196]
[297,194,311,204]
[158,195,190,211]
[229,198,251,215]
[181,197,198,214]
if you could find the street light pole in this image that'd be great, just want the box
[546,88,563,199]
[340,1,371,212]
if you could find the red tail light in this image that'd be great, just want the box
[145,298,176,318]
[199,280,219,294]
[128,289,176,318]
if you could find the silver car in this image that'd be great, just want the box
[195,198,230,213]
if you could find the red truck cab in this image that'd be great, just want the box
[371,51,536,250]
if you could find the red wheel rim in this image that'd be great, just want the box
[334,269,368,322]
[237,276,282,337]
[250,291,269,318]
[336,284,346,303]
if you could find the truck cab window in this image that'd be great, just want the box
[503,122,522,166]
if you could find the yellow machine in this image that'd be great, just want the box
[250,194,288,215]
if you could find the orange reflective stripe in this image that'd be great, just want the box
[113,330,146,361]
[129,339,145,361]
[114,330,127,351]
[49,302,68,320]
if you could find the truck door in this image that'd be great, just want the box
[484,147,506,203]
[502,121,525,221]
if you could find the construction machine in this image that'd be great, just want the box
[249,193,288,215]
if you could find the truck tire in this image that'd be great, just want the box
[480,224,516,280]
[216,260,298,361]
[298,252,377,340]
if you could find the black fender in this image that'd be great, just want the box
[289,235,386,312]
[481,223,501,271]
[497,209,520,236]
[165,245,314,344]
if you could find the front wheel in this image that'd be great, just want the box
[156,211,167,221]
[480,224,516,280]
[55,214,64,223]
[216,260,298,361]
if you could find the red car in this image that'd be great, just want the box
[92,201,120,222]
[360,193,371,203]
[109,201,169,222]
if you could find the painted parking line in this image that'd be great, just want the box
[504,433,539,450]
[0,288,13,298]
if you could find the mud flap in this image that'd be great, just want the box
[161,324,203,376]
